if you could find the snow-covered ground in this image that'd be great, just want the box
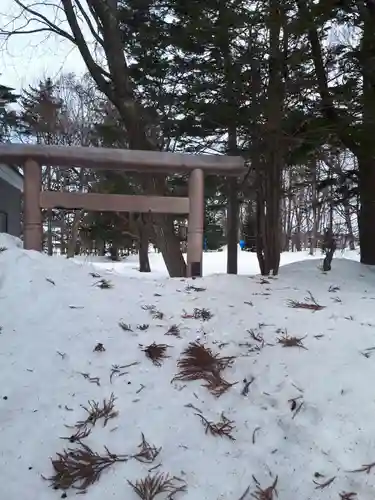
[1,234,375,499]
[72,245,360,279]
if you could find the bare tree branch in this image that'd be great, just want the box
[0,0,75,42]
[74,0,104,48]
[61,0,112,92]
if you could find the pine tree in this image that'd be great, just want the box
[20,77,63,142]
[0,79,19,141]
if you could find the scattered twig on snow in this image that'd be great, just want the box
[46,442,128,491]
[46,278,56,285]
[110,362,139,383]
[132,434,161,463]
[289,396,304,419]
[248,329,264,344]
[173,341,236,397]
[119,322,133,332]
[238,485,251,499]
[328,285,340,292]
[128,472,187,500]
[277,331,307,349]
[242,377,255,396]
[184,403,202,413]
[89,272,101,278]
[94,279,113,289]
[252,427,261,444]
[203,373,237,397]
[360,347,375,358]
[0,246,7,253]
[251,476,278,500]
[60,426,92,444]
[185,284,206,292]
[196,412,235,440]
[57,351,66,359]
[258,278,270,285]
[136,384,146,394]
[93,342,105,352]
[80,372,100,386]
[142,342,170,366]
[77,393,118,428]
[339,492,357,499]
[182,308,213,321]
[349,461,375,473]
[138,324,150,331]
[287,291,325,311]
[142,305,164,320]
[165,324,181,338]
[313,476,336,489]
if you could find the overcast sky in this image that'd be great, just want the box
[0,0,88,92]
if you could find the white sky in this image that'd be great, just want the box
[0,0,88,93]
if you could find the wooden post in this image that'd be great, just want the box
[187,168,204,277]
[227,177,238,274]
[23,159,42,251]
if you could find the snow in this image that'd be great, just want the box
[72,246,360,279]
[1,233,375,499]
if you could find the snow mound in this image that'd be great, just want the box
[1,245,375,499]
[0,232,23,249]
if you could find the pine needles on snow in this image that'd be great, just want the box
[251,476,278,500]
[196,412,236,440]
[287,291,325,311]
[173,341,236,397]
[78,393,118,428]
[128,472,186,500]
[142,342,170,366]
[48,442,128,491]
[132,433,161,463]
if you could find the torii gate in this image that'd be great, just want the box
[0,144,245,277]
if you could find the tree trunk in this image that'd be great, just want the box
[139,234,151,272]
[138,215,151,273]
[358,9,375,264]
[358,156,375,263]
[153,214,186,277]
[343,203,355,250]
[294,198,302,251]
[227,177,238,273]
[67,210,83,258]
[256,0,284,275]
[309,159,318,255]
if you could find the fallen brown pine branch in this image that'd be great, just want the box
[142,342,170,366]
[132,433,161,463]
[46,442,128,491]
[196,412,235,440]
[128,472,186,500]
[173,341,236,397]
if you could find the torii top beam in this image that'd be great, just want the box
[0,144,245,176]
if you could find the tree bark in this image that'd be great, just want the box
[67,210,84,258]
[256,0,284,275]
[343,202,355,250]
[358,6,375,264]
[138,215,151,273]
